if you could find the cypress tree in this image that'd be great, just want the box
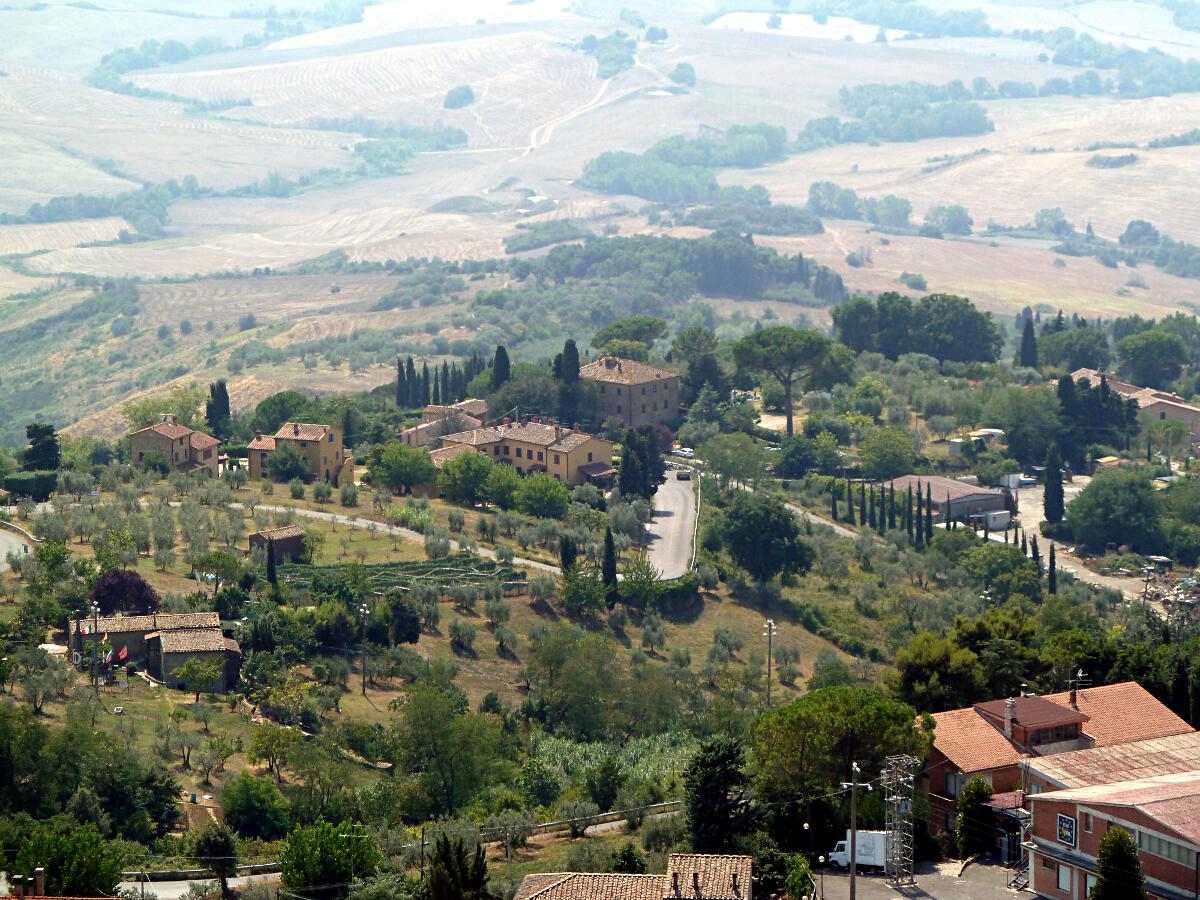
[421,362,431,406]
[1021,531,1028,556]
[1048,544,1057,594]
[1018,317,1038,369]
[1044,444,1065,524]
[560,534,577,572]
[905,487,913,540]
[442,361,451,401]
[845,478,856,525]
[946,493,953,530]
[831,483,839,521]
[396,357,406,407]
[868,487,877,530]
[1031,535,1041,572]
[602,527,618,605]
[858,481,866,524]
[266,539,277,585]
[432,370,441,405]
[405,356,417,406]
[925,483,933,544]
[914,485,924,550]
[888,484,896,530]
[492,345,511,390]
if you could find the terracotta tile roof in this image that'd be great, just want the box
[975,695,1089,730]
[1069,368,1142,397]
[1042,682,1193,746]
[515,873,665,900]
[883,475,1003,502]
[1133,389,1200,413]
[665,854,753,899]
[1023,730,1200,789]
[430,444,475,470]
[151,627,239,653]
[986,790,1025,810]
[254,525,306,540]
[130,421,194,441]
[71,612,220,636]
[929,706,1023,774]
[441,426,503,447]
[579,461,618,477]
[247,435,277,451]
[423,399,488,419]
[580,356,679,386]
[551,431,602,453]
[275,422,332,441]
[1030,770,1200,845]
[189,431,220,450]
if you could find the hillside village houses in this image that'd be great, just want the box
[580,356,681,429]
[128,415,220,477]
[1071,367,1200,440]
[438,417,616,486]
[247,421,354,486]
[397,398,487,448]
[69,611,242,691]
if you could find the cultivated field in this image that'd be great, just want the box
[0,217,126,255]
[756,223,1200,320]
[722,93,1200,240]
[132,32,600,149]
[710,11,908,41]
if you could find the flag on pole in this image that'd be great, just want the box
[102,632,109,642]
[104,649,113,664]
[118,645,128,662]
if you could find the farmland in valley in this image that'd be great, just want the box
[2,0,1200,440]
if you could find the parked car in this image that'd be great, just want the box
[670,447,695,459]
[677,470,692,480]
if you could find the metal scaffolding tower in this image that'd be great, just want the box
[882,754,919,887]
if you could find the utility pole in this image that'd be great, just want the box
[842,762,873,900]
[90,601,100,696]
[358,601,370,696]
[762,618,777,707]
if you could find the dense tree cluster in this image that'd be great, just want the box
[831,292,1003,363]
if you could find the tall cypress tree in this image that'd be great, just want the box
[405,356,417,406]
[1044,444,1065,524]
[858,481,866,524]
[946,493,953,530]
[432,370,441,405]
[421,362,431,406]
[206,379,231,439]
[914,483,924,549]
[1048,543,1057,594]
[492,345,511,390]
[845,478,856,525]
[925,483,933,544]
[442,361,451,402]
[888,484,896,530]
[905,487,913,540]
[1018,317,1039,369]
[831,484,839,521]
[602,526,618,606]
[266,539,277,585]
[396,357,406,407]
[868,487,877,530]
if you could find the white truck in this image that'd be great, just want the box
[828,830,888,871]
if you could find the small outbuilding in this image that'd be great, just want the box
[249,525,306,563]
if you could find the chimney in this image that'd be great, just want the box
[292,423,300,435]
[34,867,44,897]
[1004,698,1016,738]
[12,874,23,898]
[555,425,562,440]
[693,871,701,894]
[1070,683,1078,708]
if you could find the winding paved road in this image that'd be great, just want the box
[647,474,697,579]
[0,523,30,572]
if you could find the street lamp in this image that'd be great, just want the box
[818,856,826,898]
[762,618,777,707]
[358,602,370,696]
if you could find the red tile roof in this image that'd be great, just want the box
[275,422,333,441]
[189,431,220,451]
[975,695,1088,730]
[430,444,475,470]
[1031,770,1200,845]
[1042,682,1193,746]
[514,855,753,900]
[580,356,679,386]
[929,706,1024,774]
[884,474,1002,502]
[130,421,194,440]
[254,525,306,540]
[149,627,237,653]
[247,435,277,451]
[71,612,220,637]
